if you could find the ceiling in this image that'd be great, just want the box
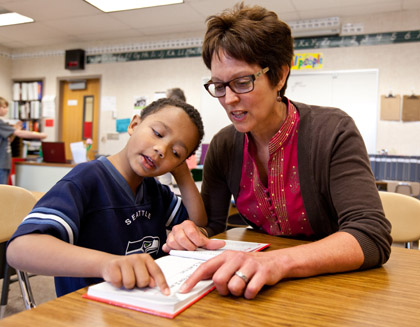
[0,0,419,50]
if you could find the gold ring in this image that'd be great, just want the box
[235,270,249,284]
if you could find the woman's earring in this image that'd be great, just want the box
[276,91,282,102]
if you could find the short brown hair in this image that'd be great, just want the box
[202,2,294,97]
[0,97,8,107]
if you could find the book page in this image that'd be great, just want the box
[87,255,213,304]
[85,239,269,317]
[169,239,269,261]
[156,256,213,297]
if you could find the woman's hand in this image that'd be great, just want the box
[101,253,170,295]
[179,250,286,299]
[163,220,225,252]
[178,232,365,299]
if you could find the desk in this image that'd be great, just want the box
[0,228,419,326]
[375,180,388,191]
[15,161,75,193]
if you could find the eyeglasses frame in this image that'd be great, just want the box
[204,67,270,98]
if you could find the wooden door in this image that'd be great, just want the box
[60,79,100,161]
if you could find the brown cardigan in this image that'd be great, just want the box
[201,100,392,269]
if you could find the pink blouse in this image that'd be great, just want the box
[236,101,313,236]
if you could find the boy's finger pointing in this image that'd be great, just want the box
[146,261,170,295]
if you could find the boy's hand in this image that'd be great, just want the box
[168,162,208,227]
[101,253,170,295]
[163,220,225,252]
[170,161,190,181]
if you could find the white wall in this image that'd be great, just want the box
[9,54,210,155]
[309,42,420,156]
[286,70,379,154]
[321,10,420,155]
[0,52,12,105]
[2,9,420,156]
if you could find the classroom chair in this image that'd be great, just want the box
[384,180,420,198]
[379,191,420,249]
[0,185,37,318]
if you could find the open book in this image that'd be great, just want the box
[83,239,269,318]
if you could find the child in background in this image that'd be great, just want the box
[0,97,47,184]
[7,98,207,297]
[166,87,186,102]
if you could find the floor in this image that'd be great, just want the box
[0,274,56,319]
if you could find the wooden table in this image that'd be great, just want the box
[375,180,388,191]
[1,228,419,326]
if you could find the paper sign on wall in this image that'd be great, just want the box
[402,95,420,122]
[101,96,117,112]
[116,118,131,133]
[380,95,401,121]
[134,96,147,110]
[45,119,54,127]
[42,95,56,118]
[292,53,323,70]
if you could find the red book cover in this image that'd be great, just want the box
[83,240,270,318]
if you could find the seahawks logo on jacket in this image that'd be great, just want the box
[125,236,160,255]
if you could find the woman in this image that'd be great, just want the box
[163,3,391,299]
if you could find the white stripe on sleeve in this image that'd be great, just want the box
[24,213,75,244]
[165,196,182,227]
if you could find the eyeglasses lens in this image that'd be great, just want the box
[207,76,253,97]
[231,77,253,93]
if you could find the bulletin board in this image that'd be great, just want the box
[286,69,379,154]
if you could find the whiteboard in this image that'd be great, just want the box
[199,70,379,153]
[286,69,378,154]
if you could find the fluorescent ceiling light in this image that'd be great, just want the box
[85,0,183,13]
[0,12,34,27]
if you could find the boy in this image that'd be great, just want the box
[0,97,47,184]
[7,98,207,297]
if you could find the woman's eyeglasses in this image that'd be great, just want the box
[204,67,270,98]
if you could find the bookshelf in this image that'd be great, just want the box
[11,80,43,132]
[10,80,43,158]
